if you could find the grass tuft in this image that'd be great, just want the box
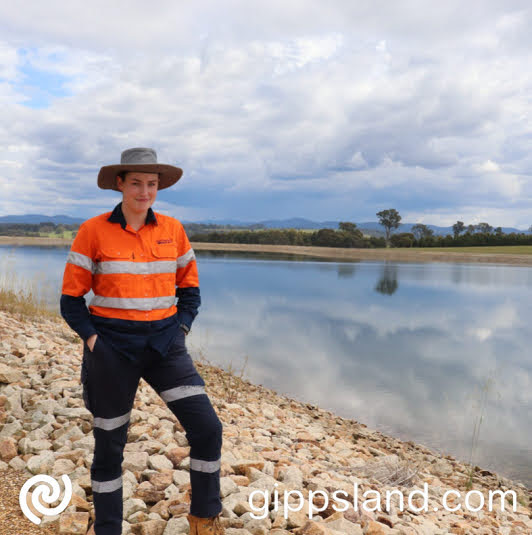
[358,456,421,488]
[0,269,59,321]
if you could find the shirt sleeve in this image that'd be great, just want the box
[175,223,201,329]
[175,224,199,288]
[60,222,98,341]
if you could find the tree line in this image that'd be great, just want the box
[0,222,79,237]
[190,209,532,248]
[189,222,386,248]
[373,209,532,248]
[2,211,531,248]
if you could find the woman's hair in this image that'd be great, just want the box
[116,171,160,191]
[117,171,160,181]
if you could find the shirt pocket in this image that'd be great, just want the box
[99,247,133,261]
[152,243,178,260]
[151,244,179,290]
[94,248,134,275]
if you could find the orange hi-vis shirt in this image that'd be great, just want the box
[62,205,198,322]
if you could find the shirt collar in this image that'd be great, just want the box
[108,202,158,229]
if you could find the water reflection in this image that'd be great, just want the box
[337,263,358,278]
[0,245,531,488]
[193,256,532,489]
[375,263,399,295]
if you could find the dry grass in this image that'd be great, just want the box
[191,242,532,265]
[0,269,58,321]
[357,457,421,488]
[196,355,250,404]
[409,245,532,255]
[0,236,72,246]
[217,355,249,403]
[193,337,250,404]
[0,287,58,320]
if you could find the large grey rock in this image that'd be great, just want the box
[164,483,180,499]
[25,337,41,349]
[163,516,189,534]
[71,435,95,451]
[51,458,76,477]
[123,470,139,500]
[0,363,23,383]
[173,431,189,447]
[27,439,53,454]
[8,456,27,471]
[123,451,149,472]
[0,420,23,439]
[220,476,239,498]
[282,466,303,489]
[27,451,55,474]
[172,470,190,487]
[124,497,148,519]
[249,475,277,494]
[54,407,88,419]
[240,512,272,534]
[148,454,173,471]
[6,391,25,418]
[323,515,363,535]
[31,410,56,426]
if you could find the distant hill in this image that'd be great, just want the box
[183,217,339,229]
[0,214,84,224]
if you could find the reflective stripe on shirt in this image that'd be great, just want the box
[90,295,176,310]
[92,248,195,275]
[67,251,95,273]
[95,260,178,275]
[177,248,195,267]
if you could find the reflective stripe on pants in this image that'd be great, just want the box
[81,330,222,535]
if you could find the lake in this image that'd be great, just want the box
[1,244,531,489]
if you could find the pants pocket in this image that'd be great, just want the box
[81,349,92,413]
[172,328,187,349]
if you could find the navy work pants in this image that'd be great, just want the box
[80,328,223,535]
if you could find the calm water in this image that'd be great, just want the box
[1,245,531,488]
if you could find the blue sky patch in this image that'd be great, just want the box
[15,48,73,108]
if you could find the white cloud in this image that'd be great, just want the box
[476,160,500,173]
[0,41,19,79]
[404,204,532,228]
[0,2,531,223]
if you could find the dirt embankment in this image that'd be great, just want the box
[2,237,532,266]
[192,242,532,266]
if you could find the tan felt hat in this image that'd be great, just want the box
[97,147,183,191]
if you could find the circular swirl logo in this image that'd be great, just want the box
[19,474,72,525]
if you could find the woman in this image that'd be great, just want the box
[60,148,224,535]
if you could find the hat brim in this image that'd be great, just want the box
[97,164,183,191]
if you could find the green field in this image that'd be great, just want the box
[409,245,532,255]
[37,230,76,239]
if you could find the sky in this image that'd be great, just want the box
[1,1,531,227]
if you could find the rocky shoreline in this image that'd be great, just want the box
[0,310,530,535]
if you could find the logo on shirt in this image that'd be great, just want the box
[156,239,173,244]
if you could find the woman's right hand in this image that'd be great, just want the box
[87,334,98,352]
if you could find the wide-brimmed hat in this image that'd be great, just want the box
[97,147,183,191]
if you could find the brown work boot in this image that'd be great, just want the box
[187,513,225,535]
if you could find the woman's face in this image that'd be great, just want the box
[116,172,159,214]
